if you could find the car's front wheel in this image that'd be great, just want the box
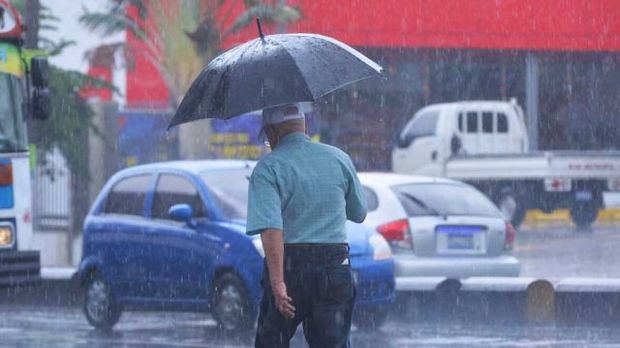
[211,273,256,332]
[83,273,121,330]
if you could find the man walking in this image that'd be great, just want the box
[247,103,367,348]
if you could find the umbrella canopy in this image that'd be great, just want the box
[168,31,383,128]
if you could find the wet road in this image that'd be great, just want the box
[515,225,620,279]
[3,225,620,347]
[2,305,620,347]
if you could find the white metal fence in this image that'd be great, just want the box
[32,147,71,234]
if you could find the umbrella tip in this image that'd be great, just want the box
[256,17,265,41]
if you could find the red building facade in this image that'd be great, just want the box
[125,0,620,107]
[121,0,620,168]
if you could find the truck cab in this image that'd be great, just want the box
[393,100,620,229]
[393,100,529,175]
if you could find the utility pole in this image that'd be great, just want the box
[525,52,539,151]
[24,0,40,49]
[277,0,286,33]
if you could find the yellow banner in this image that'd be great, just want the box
[0,43,23,77]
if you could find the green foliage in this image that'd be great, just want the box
[228,4,301,34]
[29,66,95,178]
[12,0,112,179]
[80,8,145,39]
[79,0,302,104]
[12,0,78,56]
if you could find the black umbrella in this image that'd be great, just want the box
[168,19,383,128]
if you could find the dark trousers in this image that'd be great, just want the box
[255,244,356,348]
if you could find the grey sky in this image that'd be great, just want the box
[43,0,126,102]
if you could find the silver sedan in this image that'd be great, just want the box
[359,173,521,280]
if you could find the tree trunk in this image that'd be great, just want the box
[24,0,40,49]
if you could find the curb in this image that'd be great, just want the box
[392,277,620,325]
[523,208,620,226]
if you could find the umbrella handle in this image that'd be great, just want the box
[256,18,265,41]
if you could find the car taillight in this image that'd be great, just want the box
[377,219,413,249]
[504,221,517,251]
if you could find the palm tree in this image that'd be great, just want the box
[80,0,301,158]
[80,0,301,108]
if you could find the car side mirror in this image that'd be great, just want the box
[168,204,194,225]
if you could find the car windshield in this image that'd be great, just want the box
[0,73,28,152]
[200,168,250,220]
[392,183,502,218]
[399,110,439,140]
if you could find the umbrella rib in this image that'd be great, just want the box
[296,33,383,74]
[316,74,383,100]
[275,40,316,101]
[220,40,259,118]
[279,35,383,99]
[307,37,383,98]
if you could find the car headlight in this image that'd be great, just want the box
[0,225,13,246]
[252,238,265,257]
[369,233,392,260]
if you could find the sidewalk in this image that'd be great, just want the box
[41,267,76,280]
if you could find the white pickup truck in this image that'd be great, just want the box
[392,100,620,228]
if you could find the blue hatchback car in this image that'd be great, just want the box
[76,160,394,331]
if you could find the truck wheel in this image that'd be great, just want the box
[83,273,121,330]
[570,202,599,229]
[498,190,526,228]
[211,273,256,332]
[354,307,389,330]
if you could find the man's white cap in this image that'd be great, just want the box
[259,102,308,140]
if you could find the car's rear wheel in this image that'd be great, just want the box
[497,189,527,228]
[211,273,256,332]
[83,273,121,330]
[354,307,389,330]
[570,201,599,229]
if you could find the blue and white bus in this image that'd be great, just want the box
[0,0,49,287]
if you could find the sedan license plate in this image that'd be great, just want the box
[575,190,593,202]
[447,234,474,250]
[436,226,486,255]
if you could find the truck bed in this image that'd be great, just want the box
[445,151,620,181]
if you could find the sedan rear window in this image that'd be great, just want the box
[392,183,502,218]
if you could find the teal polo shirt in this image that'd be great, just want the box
[246,132,367,243]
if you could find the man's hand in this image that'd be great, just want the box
[261,229,295,319]
[271,280,295,318]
